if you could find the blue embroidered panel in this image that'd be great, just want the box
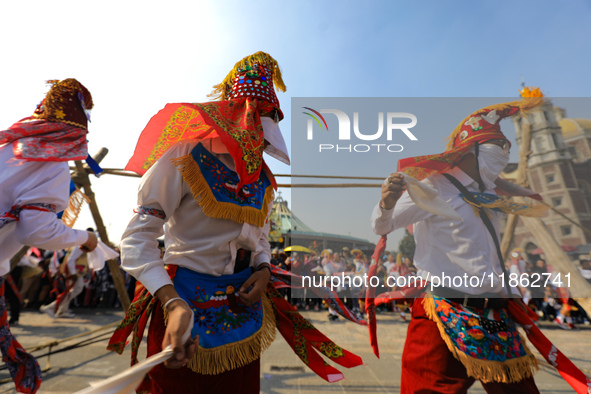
[190,143,271,209]
[174,267,264,350]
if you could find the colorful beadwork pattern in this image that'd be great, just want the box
[228,64,279,106]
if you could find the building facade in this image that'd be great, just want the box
[505,99,591,257]
[269,193,375,254]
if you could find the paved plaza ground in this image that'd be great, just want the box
[0,308,589,393]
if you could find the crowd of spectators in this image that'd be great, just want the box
[507,249,591,330]
[7,241,591,330]
[270,246,418,321]
[4,244,129,325]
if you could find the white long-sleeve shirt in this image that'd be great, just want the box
[120,141,272,296]
[0,144,89,276]
[66,247,84,275]
[371,167,505,294]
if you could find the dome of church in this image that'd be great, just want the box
[559,118,591,139]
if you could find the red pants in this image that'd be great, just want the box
[146,303,261,394]
[400,298,539,394]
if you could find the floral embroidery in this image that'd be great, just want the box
[175,267,264,349]
[194,99,264,177]
[54,109,66,119]
[400,150,465,181]
[432,296,528,363]
[464,116,482,131]
[1,119,88,162]
[141,106,210,172]
[317,342,346,359]
[192,142,271,209]
[199,151,267,206]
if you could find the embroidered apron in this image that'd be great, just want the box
[424,295,538,383]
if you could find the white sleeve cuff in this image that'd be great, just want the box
[370,202,395,235]
[253,253,270,268]
[139,268,174,296]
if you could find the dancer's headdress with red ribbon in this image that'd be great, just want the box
[398,88,545,182]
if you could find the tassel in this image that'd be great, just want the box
[60,189,90,228]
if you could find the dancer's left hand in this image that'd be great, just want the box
[237,267,271,305]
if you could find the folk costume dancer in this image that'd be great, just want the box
[372,92,550,393]
[109,52,363,393]
[369,89,591,393]
[41,246,90,318]
[0,79,98,393]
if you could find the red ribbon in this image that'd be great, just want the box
[364,235,388,358]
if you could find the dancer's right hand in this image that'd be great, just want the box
[162,299,198,369]
[155,285,198,368]
[80,231,98,252]
[380,173,406,210]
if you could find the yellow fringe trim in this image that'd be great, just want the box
[171,153,275,227]
[462,197,549,218]
[61,189,90,228]
[422,296,539,383]
[163,293,277,375]
[208,51,286,101]
[446,96,544,150]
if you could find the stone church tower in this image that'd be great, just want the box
[505,98,591,256]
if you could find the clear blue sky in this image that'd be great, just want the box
[1,0,590,246]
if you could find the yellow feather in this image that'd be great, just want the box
[519,86,544,98]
